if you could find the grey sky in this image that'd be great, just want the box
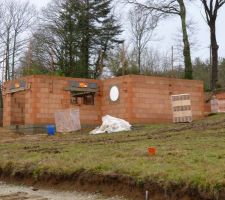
[29,0,48,8]
[29,0,225,61]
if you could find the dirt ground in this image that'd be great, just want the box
[0,181,124,200]
[1,114,225,200]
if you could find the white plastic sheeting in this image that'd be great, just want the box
[90,115,131,134]
[55,108,81,133]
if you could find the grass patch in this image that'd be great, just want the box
[0,114,225,196]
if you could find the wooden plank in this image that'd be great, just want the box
[64,87,98,93]
[6,87,28,94]
[72,92,95,97]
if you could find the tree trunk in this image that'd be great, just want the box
[12,31,18,80]
[210,20,219,90]
[79,0,90,78]
[137,38,141,74]
[80,36,89,78]
[5,30,10,81]
[138,50,141,74]
[178,0,193,79]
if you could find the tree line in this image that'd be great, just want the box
[0,0,224,91]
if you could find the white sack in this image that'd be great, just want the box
[90,115,131,134]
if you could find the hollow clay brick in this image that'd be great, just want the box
[3,75,204,127]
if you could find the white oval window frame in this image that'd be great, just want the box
[110,86,120,102]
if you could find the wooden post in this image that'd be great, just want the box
[27,41,32,74]
[145,190,149,200]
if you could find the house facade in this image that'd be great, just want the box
[3,75,204,133]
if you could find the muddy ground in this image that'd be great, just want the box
[0,181,124,200]
[1,115,225,200]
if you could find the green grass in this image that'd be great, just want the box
[1,114,225,195]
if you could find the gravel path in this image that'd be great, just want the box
[0,182,124,200]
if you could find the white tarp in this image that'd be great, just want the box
[55,108,81,133]
[90,115,131,134]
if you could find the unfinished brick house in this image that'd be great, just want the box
[3,75,204,132]
[204,91,225,114]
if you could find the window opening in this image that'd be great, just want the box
[71,92,95,105]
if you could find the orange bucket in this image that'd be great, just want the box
[148,147,156,155]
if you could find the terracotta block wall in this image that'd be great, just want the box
[3,93,12,126]
[215,92,225,100]
[3,75,102,127]
[101,75,204,124]
[101,76,132,121]
[3,76,33,126]
[3,74,204,128]
[10,91,26,125]
[128,75,204,123]
[207,92,225,113]
[204,102,211,115]
[30,75,101,126]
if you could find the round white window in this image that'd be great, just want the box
[110,86,119,102]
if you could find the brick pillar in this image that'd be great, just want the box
[121,76,133,122]
[24,90,33,125]
[3,93,12,127]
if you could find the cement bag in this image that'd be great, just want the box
[55,108,81,133]
[90,115,131,134]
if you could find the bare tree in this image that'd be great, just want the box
[200,0,225,90]
[19,29,59,75]
[126,0,193,79]
[11,1,36,79]
[0,1,14,81]
[128,7,159,73]
[172,19,199,68]
[0,0,36,81]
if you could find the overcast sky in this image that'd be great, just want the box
[29,0,225,62]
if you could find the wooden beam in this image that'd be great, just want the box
[6,87,29,94]
[72,91,95,97]
[64,87,98,93]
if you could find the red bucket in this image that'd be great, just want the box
[148,147,156,155]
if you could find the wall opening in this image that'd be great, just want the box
[71,92,95,106]
[10,91,26,125]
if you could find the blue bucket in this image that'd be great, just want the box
[47,125,55,136]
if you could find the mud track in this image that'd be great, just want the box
[0,182,122,200]
[0,192,48,200]
[1,169,225,200]
[1,117,225,199]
